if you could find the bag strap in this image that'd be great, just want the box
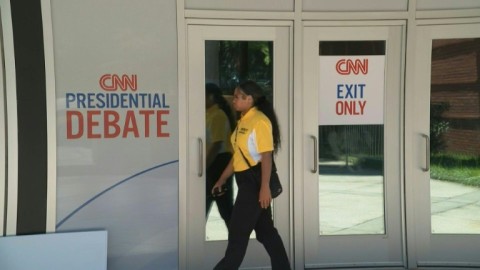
[235,126,275,171]
[235,126,253,169]
[238,147,253,169]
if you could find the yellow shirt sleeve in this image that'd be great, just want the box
[254,118,274,154]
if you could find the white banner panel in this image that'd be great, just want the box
[52,1,178,270]
[0,231,107,270]
[319,55,385,125]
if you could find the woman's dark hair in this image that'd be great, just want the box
[206,83,236,132]
[238,80,281,153]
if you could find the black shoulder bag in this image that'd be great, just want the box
[238,148,283,198]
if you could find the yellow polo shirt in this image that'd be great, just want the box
[206,104,232,154]
[231,107,273,172]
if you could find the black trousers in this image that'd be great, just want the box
[206,152,233,227]
[214,169,291,270]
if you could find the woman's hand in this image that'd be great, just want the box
[259,185,272,209]
[212,180,226,196]
[212,158,234,196]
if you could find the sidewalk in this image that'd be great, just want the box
[430,178,480,234]
[206,174,480,239]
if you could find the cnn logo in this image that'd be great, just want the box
[335,59,368,75]
[99,74,137,91]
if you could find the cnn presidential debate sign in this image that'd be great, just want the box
[65,74,170,139]
[53,1,178,270]
[319,56,385,125]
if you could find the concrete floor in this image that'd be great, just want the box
[206,176,480,240]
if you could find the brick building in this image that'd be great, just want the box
[431,38,480,155]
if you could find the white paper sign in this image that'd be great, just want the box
[319,55,385,125]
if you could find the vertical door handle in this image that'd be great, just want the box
[198,138,203,177]
[421,133,430,172]
[311,135,318,173]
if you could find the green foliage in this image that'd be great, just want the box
[430,102,450,153]
[431,153,480,168]
[430,153,480,187]
[217,41,273,93]
[357,156,383,171]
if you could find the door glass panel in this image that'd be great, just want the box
[205,40,274,241]
[318,41,386,235]
[430,38,480,234]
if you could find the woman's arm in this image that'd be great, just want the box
[259,151,273,209]
[212,158,234,194]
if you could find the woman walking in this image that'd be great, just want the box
[212,80,291,270]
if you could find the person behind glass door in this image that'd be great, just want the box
[205,83,235,228]
[212,80,291,270]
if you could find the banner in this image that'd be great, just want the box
[52,1,178,269]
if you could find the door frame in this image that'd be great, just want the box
[180,19,293,269]
[405,17,480,269]
[295,20,407,270]
[178,15,480,270]
[0,12,5,236]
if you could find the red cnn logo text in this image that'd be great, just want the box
[335,59,368,75]
[99,74,137,91]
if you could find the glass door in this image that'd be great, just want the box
[302,23,405,268]
[186,22,291,269]
[408,22,480,268]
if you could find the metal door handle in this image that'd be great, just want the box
[421,134,430,172]
[198,138,203,177]
[311,135,318,173]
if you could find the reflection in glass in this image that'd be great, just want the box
[205,40,274,241]
[430,38,480,234]
[205,82,235,239]
[318,41,386,235]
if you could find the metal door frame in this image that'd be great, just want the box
[181,19,293,270]
[405,18,480,269]
[297,20,407,269]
